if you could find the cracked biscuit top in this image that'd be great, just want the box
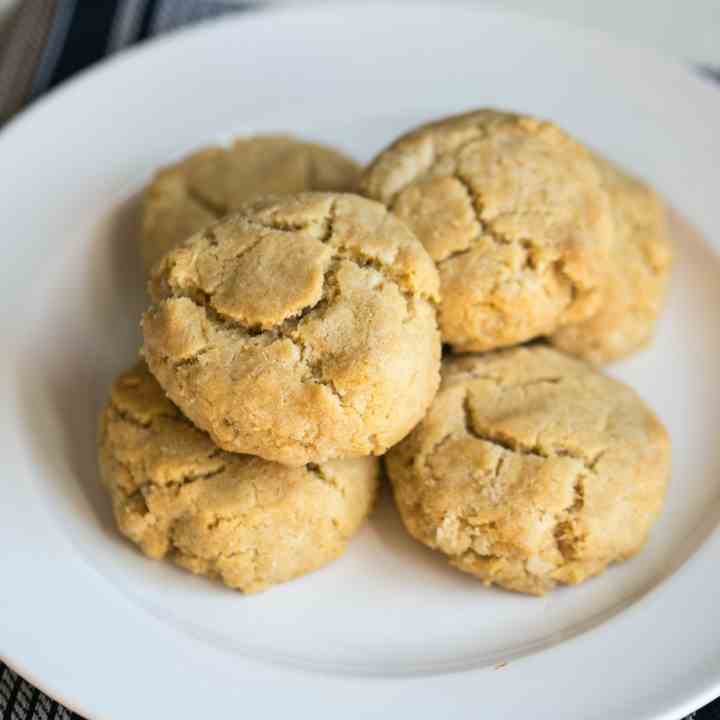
[385,345,670,595]
[142,192,442,466]
[140,135,360,273]
[359,109,615,352]
[98,362,379,593]
[551,156,673,364]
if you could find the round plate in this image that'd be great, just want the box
[2,4,720,718]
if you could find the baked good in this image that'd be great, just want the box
[386,345,670,595]
[551,156,672,364]
[360,109,614,352]
[142,192,441,466]
[140,135,360,272]
[98,362,379,593]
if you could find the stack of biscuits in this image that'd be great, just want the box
[98,111,672,596]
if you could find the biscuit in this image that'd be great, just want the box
[142,192,441,466]
[551,157,672,364]
[385,345,670,595]
[360,110,614,352]
[140,135,360,272]
[98,362,379,593]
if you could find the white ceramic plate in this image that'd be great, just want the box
[2,4,720,718]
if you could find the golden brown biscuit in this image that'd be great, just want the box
[551,157,673,364]
[386,346,670,595]
[140,135,360,272]
[142,192,441,466]
[98,362,379,593]
[360,109,615,352]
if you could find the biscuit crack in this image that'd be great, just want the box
[422,431,457,486]
[112,455,227,518]
[319,201,335,245]
[449,172,537,270]
[159,195,431,342]
[109,399,177,429]
[553,258,582,309]
[462,392,601,472]
[172,346,212,370]
[462,386,590,569]
[322,199,435,307]
[376,124,597,321]
[156,198,429,396]
[519,376,562,388]
[119,486,150,516]
[162,462,227,490]
[462,392,545,461]
[238,197,335,240]
[553,474,586,563]
[144,458,227,493]
[306,463,348,499]
[287,328,351,411]
[383,126,492,207]
[169,544,263,583]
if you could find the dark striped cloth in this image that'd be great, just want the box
[0,2,719,718]
[0,0,257,123]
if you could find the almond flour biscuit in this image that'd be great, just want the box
[140,135,360,272]
[142,192,441,466]
[385,345,670,595]
[360,110,614,352]
[98,362,379,593]
[551,157,673,364]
